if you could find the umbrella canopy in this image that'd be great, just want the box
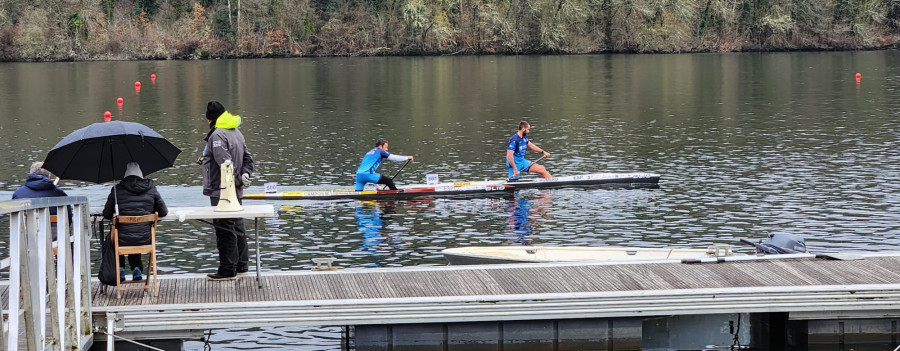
[43,121,181,183]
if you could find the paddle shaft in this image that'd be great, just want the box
[508,155,546,181]
[517,155,546,172]
[377,159,411,190]
[391,159,411,181]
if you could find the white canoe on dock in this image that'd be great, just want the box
[442,244,738,265]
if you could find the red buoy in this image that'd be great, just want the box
[103,111,112,121]
[150,73,156,80]
[117,97,124,104]
[855,73,861,81]
[135,81,141,88]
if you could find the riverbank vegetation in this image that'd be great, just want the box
[0,0,897,61]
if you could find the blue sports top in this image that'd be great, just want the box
[356,148,391,174]
[507,133,530,164]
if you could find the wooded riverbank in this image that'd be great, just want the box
[0,0,898,61]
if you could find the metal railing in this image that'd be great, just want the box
[1,196,93,351]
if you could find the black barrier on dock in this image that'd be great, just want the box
[354,318,642,351]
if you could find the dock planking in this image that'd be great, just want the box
[0,256,890,308]
[82,254,900,304]
[6,254,900,333]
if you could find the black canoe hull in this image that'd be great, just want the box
[503,172,660,189]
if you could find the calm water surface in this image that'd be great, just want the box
[2,52,900,349]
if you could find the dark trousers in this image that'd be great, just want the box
[119,254,143,272]
[210,196,249,277]
[377,175,397,190]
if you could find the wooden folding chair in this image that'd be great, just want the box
[110,213,159,299]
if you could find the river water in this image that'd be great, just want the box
[1,52,900,349]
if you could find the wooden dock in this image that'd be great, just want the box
[49,254,900,332]
[6,253,900,343]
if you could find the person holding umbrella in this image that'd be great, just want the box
[200,101,254,281]
[42,119,181,286]
[101,162,168,282]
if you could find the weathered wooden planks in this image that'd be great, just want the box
[86,255,900,308]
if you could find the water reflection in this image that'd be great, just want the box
[505,192,552,245]
[355,201,391,259]
[353,198,453,267]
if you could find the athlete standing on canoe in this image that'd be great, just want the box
[355,138,414,191]
[507,121,551,180]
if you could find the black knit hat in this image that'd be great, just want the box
[206,101,225,121]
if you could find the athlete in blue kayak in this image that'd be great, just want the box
[506,121,551,180]
[356,138,414,191]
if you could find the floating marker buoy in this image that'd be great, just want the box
[135,81,141,88]
[117,97,123,104]
[855,73,861,81]
[104,111,112,121]
[150,73,156,80]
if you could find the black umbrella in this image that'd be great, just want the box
[43,121,181,183]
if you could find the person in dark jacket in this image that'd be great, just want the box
[12,161,68,208]
[12,161,71,240]
[102,162,168,281]
[200,100,254,280]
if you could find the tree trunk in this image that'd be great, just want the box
[227,0,233,26]
[237,0,241,41]
[603,0,612,49]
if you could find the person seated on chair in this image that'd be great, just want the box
[102,162,168,282]
[12,161,71,239]
[354,138,414,191]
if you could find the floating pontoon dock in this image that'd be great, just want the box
[5,197,900,350]
[78,254,900,330]
[7,253,900,349]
